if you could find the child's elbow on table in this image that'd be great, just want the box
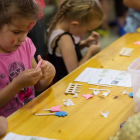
[0,116,8,137]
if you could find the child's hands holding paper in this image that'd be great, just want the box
[15,69,42,89]
[37,55,56,80]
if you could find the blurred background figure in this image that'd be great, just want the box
[97,0,110,37]
[28,0,46,62]
[123,0,140,33]
[114,0,128,36]
[44,0,57,30]
[95,0,128,51]
[97,0,127,37]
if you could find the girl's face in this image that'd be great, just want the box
[0,18,36,53]
[69,19,101,36]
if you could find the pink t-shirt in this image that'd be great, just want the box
[0,37,36,117]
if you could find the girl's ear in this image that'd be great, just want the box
[70,21,80,28]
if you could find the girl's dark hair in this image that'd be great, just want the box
[0,0,40,29]
[46,0,104,43]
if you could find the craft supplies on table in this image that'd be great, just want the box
[119,47,133,56]
[100,111,109,118]
[89,88,110,96]
[65,83,82,95]
[82,94,93,99]
[35,111,68,117]
[44,105,61,112]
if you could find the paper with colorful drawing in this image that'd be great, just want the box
[75,67,132,87]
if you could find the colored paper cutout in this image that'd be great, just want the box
[51,105,61,112]
[55,111,68,117]
[102,91,109,97]
[73,93,78,98]
[128,92,133,97]
[82,94,93,99]
[134,41,140,45]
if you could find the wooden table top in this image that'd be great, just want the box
[2,33,140,140]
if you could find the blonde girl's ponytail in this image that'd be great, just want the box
[46,0,68,44]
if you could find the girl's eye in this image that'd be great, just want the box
[13,32,20,34]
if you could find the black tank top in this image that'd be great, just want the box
[49,32,82,81]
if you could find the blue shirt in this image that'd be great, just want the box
[124,8,140,33]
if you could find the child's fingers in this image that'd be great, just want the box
[40,62,53,79]
[94,40,98,45]
[91,31,100,38]
[29,68,42,77]
[88,37,98,45]
[40,61,50,70]
[37,55,42,62]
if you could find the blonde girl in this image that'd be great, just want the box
[47,0,104,81]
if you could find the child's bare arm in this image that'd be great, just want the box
[59,34,100,73]
[79,44,100,65]
[31,56,56,92]
[59,35,79,73]
[0,69,42,108]
[123,0,140,11]
[0,116,8,137]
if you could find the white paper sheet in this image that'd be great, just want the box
[75,67,132,87]
[3,132,57,140]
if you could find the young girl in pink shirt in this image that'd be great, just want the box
[0,0,56,117]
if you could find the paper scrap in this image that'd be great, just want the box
[64,99,75,106]
[73,93,78,98]
[102,91,109,97]
[93,90,100,95]
[90,88,110,96]
[100,110,109,118]
[123,89,129,94]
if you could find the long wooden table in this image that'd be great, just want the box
[1,33,140,140]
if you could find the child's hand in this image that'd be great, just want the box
[88,44,101,57]
[15,68,42,89]
[37,55,56,80]
[85,31,100,47]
